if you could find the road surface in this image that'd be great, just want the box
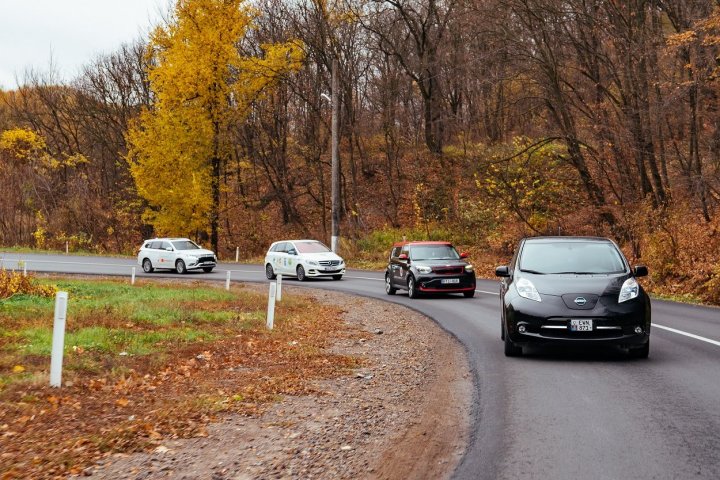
[2,252,719,479]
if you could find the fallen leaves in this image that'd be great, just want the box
[0,286,363,480]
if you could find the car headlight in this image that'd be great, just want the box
[516,277,541,302]
[465,265,474,272]
[416,266,432,274]
[308,260,318,266]
[619,277,639,303]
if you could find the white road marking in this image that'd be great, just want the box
[652,323,720,347]
[477,290,500,296]
[346,275,384,281]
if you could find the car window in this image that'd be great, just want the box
[149,241,161,249]
[143,242,152,249]
[160,241,172,250]
[295,241,330,254]
[400,246,409,257]
[409,245,459,261]
[172,240,200,250]
[390,246,401,259]
[275,242,288,253]
[519,241,627,274]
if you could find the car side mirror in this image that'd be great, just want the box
[398,253,409,261]
[634,265,648,277]
[495,265,510,277]
[165,247,173,251]
[288,249,297,256]
[460,252,469,259]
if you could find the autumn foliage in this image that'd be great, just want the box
[0,1,719,302]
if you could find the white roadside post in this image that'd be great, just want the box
[276,274,282,302]
[50,291,68,388]
[65,241,69,255]
[235,247,239,263]
[131,267,136,285]
[22,260,27,277]
[226,270,231,291]
[266,282,277,330]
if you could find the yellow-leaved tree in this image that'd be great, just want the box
[126,0,304,251]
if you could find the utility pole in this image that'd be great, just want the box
[331,58,340,253]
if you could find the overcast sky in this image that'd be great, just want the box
[0,0,168,90]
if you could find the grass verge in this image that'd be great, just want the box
[0,275,362,479]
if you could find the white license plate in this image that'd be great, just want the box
[441,278,460,284]
[570,319,593,332]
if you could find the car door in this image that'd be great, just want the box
[285,242,299,275]
[158,241,174,268]
[398,245,411,285]
[272,242,289,275]
[389,246,403,286]
[147,241,162,267]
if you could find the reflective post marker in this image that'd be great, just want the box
[65,241,69,254]
[131,267,136,285]
[276,274,282,302]
[226,270,231,291]
[266,282,277,330]
[22,260,27,277]
[50,292,68,387]
[235,247,239,263]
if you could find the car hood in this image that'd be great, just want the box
[300,252,344,262]
[521,272,630,296]
[181,249,215,256]
[412,259,469,267]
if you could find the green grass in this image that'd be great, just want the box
[0,277,268,386]
[0,245,133,257]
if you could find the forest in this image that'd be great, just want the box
[1,0,719,302]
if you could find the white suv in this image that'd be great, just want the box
[137,238,217,274]
[264,240,345,281]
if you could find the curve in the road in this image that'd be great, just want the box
[3,252,720,479]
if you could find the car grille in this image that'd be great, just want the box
[198,256,215,263]
[431,266,464,275]
[319,260,341,266]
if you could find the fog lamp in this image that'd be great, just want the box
[634,326,643,334]
[518,325,527,333]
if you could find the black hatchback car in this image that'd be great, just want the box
[385,241,476,298]
[496,237,650,358]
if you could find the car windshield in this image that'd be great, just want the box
[295,241,330,254]
[171,240,201,250]
[519,241,626,274]
[409,245,459,260]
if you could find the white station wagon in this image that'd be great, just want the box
[264,240,345,281]
[137,238,217,274]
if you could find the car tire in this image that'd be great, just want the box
[142,258,154,273]
[332,275,343,280]
[628,340,650,359]
[385,274,397,295]
[297,265,306,282]
[463,290,475,298]
[202,267,214,273]
[504,327,523,357]
[265,263,276,280]
[407,275,419,299]
[175,259,187,274]
[501,318,505,340]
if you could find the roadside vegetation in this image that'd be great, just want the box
[0,274,361,479]
[1,1,719,304]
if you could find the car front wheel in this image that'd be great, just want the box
[202,267,214,273]
[385,274,397,295]
[142,258,154,273]
[265,263,276,280]
[407,275,419,299]
[628,340,650,359]
[504,326,523,357]
[296,265,306,281]
[176,259,187,274]
[332,275,343,280]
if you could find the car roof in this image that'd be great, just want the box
[272,239,322,244]
[522,236,612,243]
[145,238,191,242]
[391,241,453,247]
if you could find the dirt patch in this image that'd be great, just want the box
[86,286,472,479]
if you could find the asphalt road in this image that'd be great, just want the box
[3,252,720,479]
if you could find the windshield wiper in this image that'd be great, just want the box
[553,271,603,275]
[520,269,546,275]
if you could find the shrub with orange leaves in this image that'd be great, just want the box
[0,270,56,300]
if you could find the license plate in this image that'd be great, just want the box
[570,319,593,332]
[441,278,460,284]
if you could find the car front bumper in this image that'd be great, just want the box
[306,266,345,277]
[505,293,651,348]
[416,273,476,293]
